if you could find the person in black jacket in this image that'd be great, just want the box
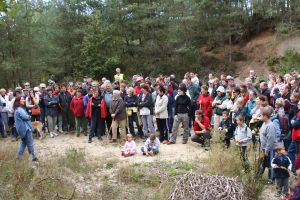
[168,84,191,144]
[218,111,234,148]
[271,145,292,198]
[58,85,74,132]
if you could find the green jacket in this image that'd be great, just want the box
[213,94,227,116]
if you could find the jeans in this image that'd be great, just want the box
[58,114,63,131]
[17,130,36,160]
[140,115,155,137]
[75,116,87,134]
[47,115,57,133]
[89,114,105,139]
[1,112,9,133]
[170,113,190,143]
[156,118,168,142]
[128,113,143,136]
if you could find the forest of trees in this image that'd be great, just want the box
[0,0,300,87]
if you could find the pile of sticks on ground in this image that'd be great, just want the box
[168,172,246,200]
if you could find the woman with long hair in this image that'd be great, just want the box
[26,89,40,122]
[14,96,38,161]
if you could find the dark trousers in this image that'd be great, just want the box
[0,113,4,136]
[275,177,289,195]
[89,114,105,139]
[189,103,198,128]
[239,146,250,170]
[191,132,211,146]
[40,107,46,132]
[168,109,174,133]
[8,117,17,138]
[31,115,41,122]
[156,118,168,142]
[128,113,142,136]
[259,151,274,180]
[105,110,112,136]
[62,108,74,131]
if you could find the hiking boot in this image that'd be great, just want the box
[98,137,103,141]
[32,158,38,162]
[182,140,188,144]
[84,132,87,136]
[109,139,117,143]
[88,139,92,143]
[76,133,80,137]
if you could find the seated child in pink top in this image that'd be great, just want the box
[121,134,137,157]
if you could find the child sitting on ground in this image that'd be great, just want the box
[234,115,252,170]
[271,145,292,198]
[141,133,160,156]
[218,111,234,148]
[121,134,137,157]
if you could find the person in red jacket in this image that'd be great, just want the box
[196,86,213,119]
[191,110,211,149]
[70,89,87,137]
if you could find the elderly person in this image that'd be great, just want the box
[110,90,127,142]
[124,87,143,137]
[138,83,155,139]
[155,85,169,143]
[0,88,10,136]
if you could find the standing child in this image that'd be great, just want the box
[234,115,252,170]
[271,145,292,198]
[141,133,160,156]
[121,134,137,157]
[218,111,234,148]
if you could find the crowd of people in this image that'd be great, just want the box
[3,67,300,199]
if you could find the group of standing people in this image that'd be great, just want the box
[3,67,300,199]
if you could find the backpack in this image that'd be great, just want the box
[278,114,290,136]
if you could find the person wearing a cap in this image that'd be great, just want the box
[212,86,227,131]
[44,86,59,138]
[168,83,191,145]
[258,106,276,184]
[227,76,236,91]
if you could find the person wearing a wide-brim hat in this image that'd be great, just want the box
[168,83,191,145]
[43,86,59,138]
[212,86,227,131]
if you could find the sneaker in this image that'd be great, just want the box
[58,130,64,134]
[50,132,54,138]
[267,179,273,184]
[76,133,80,137]
[98,137,103,141]
[182,141,187,144]
[53,132,59,137]
[32,158,38,162]
[162,140,168,144]
[88,139,92,143]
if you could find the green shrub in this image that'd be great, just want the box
[279,50,300,74]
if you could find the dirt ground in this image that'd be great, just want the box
[4,133,208,164]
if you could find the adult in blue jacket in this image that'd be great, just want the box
[14,96,38,161]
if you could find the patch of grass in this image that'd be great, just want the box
[58,147,92,173]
